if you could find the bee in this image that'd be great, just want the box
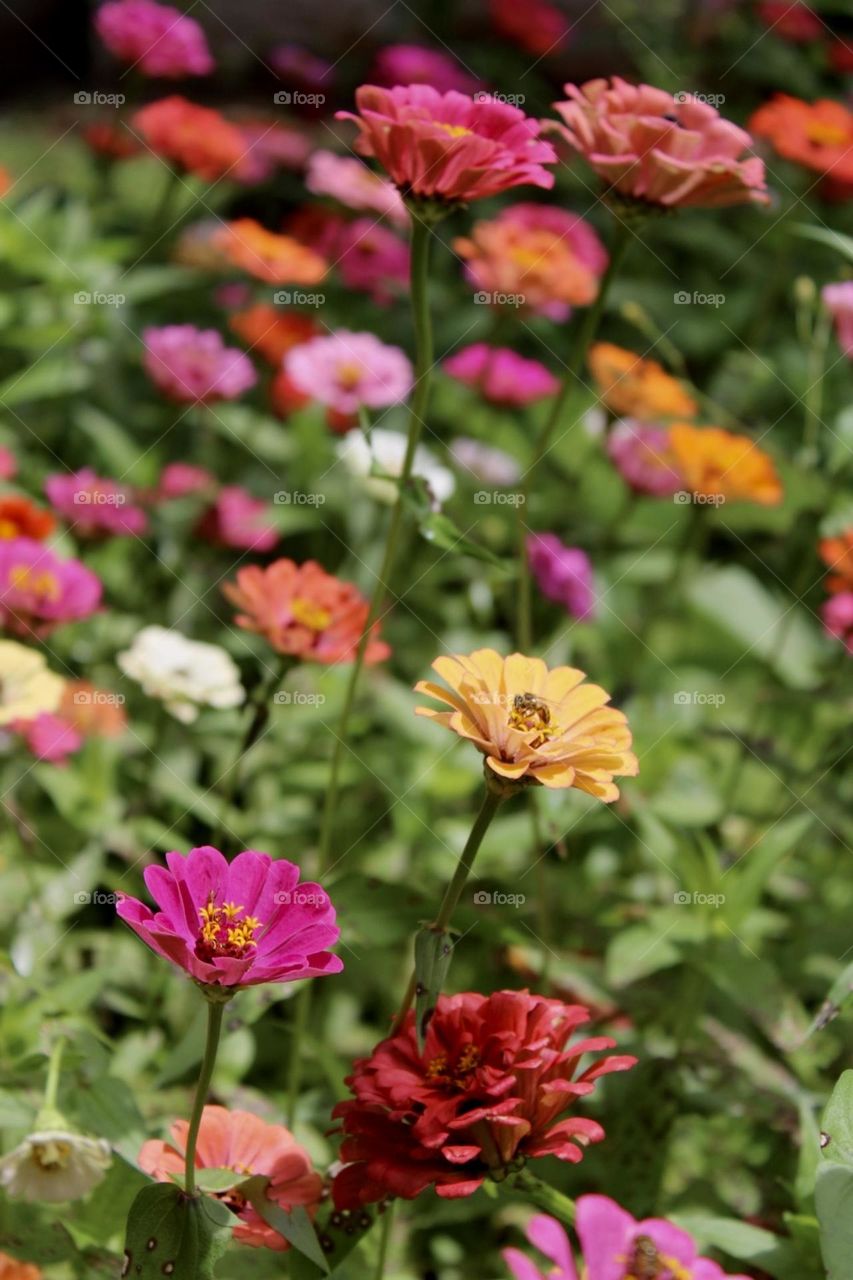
[512,691,552,725]
[628,1235,662,1279]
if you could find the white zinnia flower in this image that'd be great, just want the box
[0,640,64,726]
[449,437,521,487]
[117,625,245,723]
[336,428,455,511]
[0,1129,111,1203]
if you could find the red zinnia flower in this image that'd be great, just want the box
[0,497,56,542]
[133,96,249,182]
[332,989,635,1207]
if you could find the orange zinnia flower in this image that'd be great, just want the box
[749,95,853,183]
[819,529,853,594]
[223,558,389,665]
[133,96,249,182]
[229,304,319,366]
[0,1252,40,1280]
[59,680,127,738]
[588,343,698,421]
[215,219,327,285]
[0,496,56,541]
[668,423,782,506]
[415,649,637,799]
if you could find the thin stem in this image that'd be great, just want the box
[184,999,225,1196]
[516,223,631,650]
[373,1203,395,1280]
[511,1168,576,1226]
[216,659,287,847]
[43,1037,65,1113]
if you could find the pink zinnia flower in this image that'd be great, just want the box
[285,330,413,415]
[527,534,595,621]
[822,592,853,654]
[0,538,102,638]
[444,344,559,406]
[94,0,214,77]
[551,77,768,208]
[196,486,278,552]
[143,325,257,404]
[337,84,556,204]
[337,219,410,305]
[45,469,148,537]
[371,45,480,96]
[116,846,342,988]
[305,150,408,225]
[154,462,216,500]
[606,419,683,496]
[0,447,16,481]
[823,282,853,358]
[14,712,83,765]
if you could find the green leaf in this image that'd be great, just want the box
[418,511,512,573]
[805,961,853,1041]
[816,1163,853,1278]
[413,925,455,1048]
[791,223,853,265]
[0,1202,79,1264]
[241,1176,329,1272]
[820,1071,853,1167]
[123,1182,234,1280]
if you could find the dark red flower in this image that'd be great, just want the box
[332,989,635,1207]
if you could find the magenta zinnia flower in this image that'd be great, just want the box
[143,325,257,405]
[116,846,343,988]
[551,77,768,208]
[95,0,214,78]
[606,419,683,496]
[0,538,102,638]
[196,486,278,552]
[822,592,853,654]
[285,330,413,415]
[338,84,556,204]
[370,45,480,96]
[45,469,148,537]
[444,344,559,406]
[337,219,410,306]
[823,281,853,358]
[527,534,595,621]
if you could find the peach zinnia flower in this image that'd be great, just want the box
[588,343,697,421]
[819,529,853,594]
[0,1252,40,1279]
[415,649,637,799]
[669,423,782,506]
[139,1106,322,1251]
[215,218,327,285]
[223,558,389,665]
[749,95,853,183]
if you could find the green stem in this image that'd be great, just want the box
[43,1037,65,1113]
[374,1203,395,1280]
[511,1168,576,1225]
[516,223,631,650]
[216,659,287,847]
[184,999,225,1196]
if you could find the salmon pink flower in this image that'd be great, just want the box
[823,282,853,357]
[332,989,636,1206]
[822,592,853,654]
[0,496,56,542]
[371,45,479,95]
[133,97,249,181]
[337,84,556,206]
[139,1105,323,1250]
[45,470,148,537]
[95,0,214,78]
[0,539,101,639]
[750,95,853,184]
[285,331,413,415]
[143,325,257,404]
[553,77,768,208]
[196,486,278,552]
[606,419,683,496]
[224,559,389,665]
[116,846,342,989]
[527,535,595,621]
[305,150,408,225]
[444,344,558,406]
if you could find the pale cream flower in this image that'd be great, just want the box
[0,1129,111,1203]
[117,625,245,723]
[0,641,64,726]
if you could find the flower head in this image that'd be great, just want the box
[154,462,216,500]
[118,625,244,723]
[337,84,556,205]
[450,438,520,487]
[143,325,257,404]
[333,989,635,1206]
[95,0,214,77]
[553,77,768,208]
[370,45,479,95]
[133,97,249,181]
[822,592,853,654]
[305,150,408,225]
[45,469,148,537]
[758,0,822,41]
[606,419,683,496]
[820,528,853,594]
[337,219,410,305]
[224,558,389,665]
[588,343,698,421]
[669,423,782,505]
[14,712,83,765]
[527,535,595,621]
[229,305,319,366]
[415,649,637,798]
[336,427,455,511]
[0,539,101,638]
[215,218,327,285]
[750,95,853,182]
[116,845,342,988]
[0,1130,110,1203]
[823,281,853,358]
[286,331,413,415]
[196,486,278,552]
[139,1106,323,1250]
[445,344,559,407]
[0,1251,41,1279]
[0,448,16,481]
[489,0,570,55]
[0,496,56,542]
[0,641,64,726]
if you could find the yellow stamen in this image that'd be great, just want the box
[291,597,332,631]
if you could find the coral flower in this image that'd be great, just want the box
[95,0,214,78]
[285,331,413,415]
[196,486,278,552]
[305,150,408,225]
[489,0,570,56]
[0,641,64,726]
[415,649,637,798]
[0,539,101,639]
[527,535,595,621]
[332,989,636,1206]
[337,84,556,205]
[669,423,783,506]
[133,97,249,182]
[371,45,479,96]
[139,1106,323,1251]
[552,77,768,208]
[444,344,559,406]
[820,528,853,594]
[606,419,683,496]
[224,559,389,665]
[45,469,148,537]
[822,281,853,357]
[822,592,853,654]
[143,325,257,404]
[215,218,327,285]
[0,1251,41,1279]
[588,343,698,421]
[229,305,319,366]
[116,846,342,988]
[455,202,607,320]
[749,95,853,182]
[0,497,56,542]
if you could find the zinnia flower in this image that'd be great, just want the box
[215,218,327,285]
[415,649,637,798]
[822,592,853,653]
[450,438,521,487]
[822,281,853,357]
[749,95,853,183]
[444,344,559,406]
[820,528,853,594]
[116,845,342,987]
[455,202,607,320]
[336,427,455,511]
[143,325,257,404]
[757,0,822,42]
[14,712,82,765]
[0,1129,111,1203]
[45,469,148,537]
[153,462,216,500]
[0,539,101,638]
[17,678,127,762]
[95,0,214,77]
[0,641,64,726]
[196,486,278,552]
[489,0,569,55]
[527,535,595,621]
[370,45,479,95]
[337,84,556,205]
[82,121,140,160]
[606,419,683,496]
[337,218,410,305]
[223,559,389,665]
[139,1106,323,1251]
[269,43,334,96]
[332,989,636,1206]
[588,343,698,420]
[669,423,782,505]
[133,97,250,181]
[285,331,413,415]
[0,496,56,541]
[0,447,16,481]
[552,77,768,208]
[304,150,408,225]
[229,305,319,366]
[118,625,244,723]
[0,1251,40,1280]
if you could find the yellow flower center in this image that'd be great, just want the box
[196,897,262,961]
[9,566,60,600]
[291,597,332,631]
[425,1045,481,1088]
[806,120,849,146]
[434,122,472,138]
[0,519,18,538]
[336,361,364,390]
[31,1139,72,1171]
[507,692,556,744]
